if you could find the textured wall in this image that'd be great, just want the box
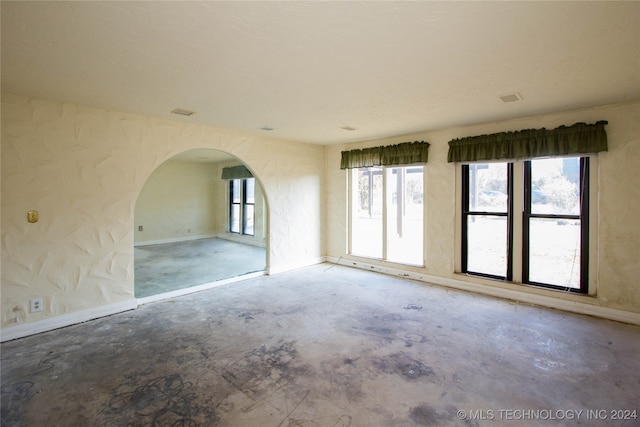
[1,94,324,327]
[134,159,218,244]
[326,102,640,315]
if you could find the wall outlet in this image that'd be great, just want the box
[138,225,143,231]
[30,298,43,313]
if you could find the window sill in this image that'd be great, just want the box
[344,254,425,270]
[453,272,597,300]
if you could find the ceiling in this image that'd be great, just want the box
[2,1,639,145]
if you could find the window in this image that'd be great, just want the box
[461,157,590,293]
[461,163,513,280]
[350,166,424,266]
[450,120,605,294]
[229,178,255,236]
[523,157,589,291]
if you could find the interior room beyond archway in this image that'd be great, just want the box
[134,149,268,299]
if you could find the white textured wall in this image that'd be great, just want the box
[134,159,217,244]
[1,94,324,328]
[327,102,640,315]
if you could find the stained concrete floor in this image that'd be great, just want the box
[134,238,266,298]
[2,264,640,427]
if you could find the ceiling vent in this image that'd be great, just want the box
[171,108,196,116]
[500,93,522,103]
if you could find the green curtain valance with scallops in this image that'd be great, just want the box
[447,121,608,163]
[221,165,253,179]
[340,141,430,169]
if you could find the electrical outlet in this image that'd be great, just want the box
[30,298,43,313]
[138,225,143,231]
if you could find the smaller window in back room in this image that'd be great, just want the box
[230,178,255,236]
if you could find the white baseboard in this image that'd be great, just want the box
[267,257,326,275]
[1,272,267,342]
[0,299,139,342]
[326,256,640,326]
[134,234,217,247]
[215,232,267,248]
[137,271,266,305]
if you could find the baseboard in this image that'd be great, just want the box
[137,271,266,305]
[134,234,217,247]
[0,299,139,342]
[326,256,640,326]
[267,257,326,275]
[215,233,267,248]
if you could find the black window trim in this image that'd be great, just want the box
[242,179,255,236]
[229,178,255,237]
[522,157,589,293]
[461,163,514,281]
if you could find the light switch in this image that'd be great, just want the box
[27,210,38,223]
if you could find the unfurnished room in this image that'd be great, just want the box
[1,1,639,426]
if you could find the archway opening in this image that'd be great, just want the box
[134,149,268,298]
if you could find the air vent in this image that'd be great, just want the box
[260,126,275,131]
[500,93,522,103]
[171,108,196,116]
[341,126,357,131]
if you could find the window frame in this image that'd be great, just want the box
[349,164,425,267]
[522,157,589,293]
[459,156,591,294]
[461,163,514,281]
[229,178,255,237]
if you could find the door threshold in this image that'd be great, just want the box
[136,271,266,305]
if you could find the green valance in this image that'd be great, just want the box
[221,165,253,179]
[340,141,429,169]
[447,121,608,163]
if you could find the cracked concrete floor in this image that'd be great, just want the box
[2,264,640,426]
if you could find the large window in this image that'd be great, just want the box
[351,166,424,266]
[461,157,590,293]
[230,178,255,236]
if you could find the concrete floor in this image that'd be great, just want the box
[134,238,266,298]
[2,264,639,426]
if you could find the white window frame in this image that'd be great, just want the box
[348,165,426,267]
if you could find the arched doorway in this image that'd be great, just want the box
[134,149,268,299]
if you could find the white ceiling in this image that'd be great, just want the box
[2,1,639,145]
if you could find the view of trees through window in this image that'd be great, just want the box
[526,158,583,289]
[463,157,587,291]
[351,166,423,265]
[465,163,510,277]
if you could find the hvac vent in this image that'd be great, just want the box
[500,93,522,103]
[171,108,196,116]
